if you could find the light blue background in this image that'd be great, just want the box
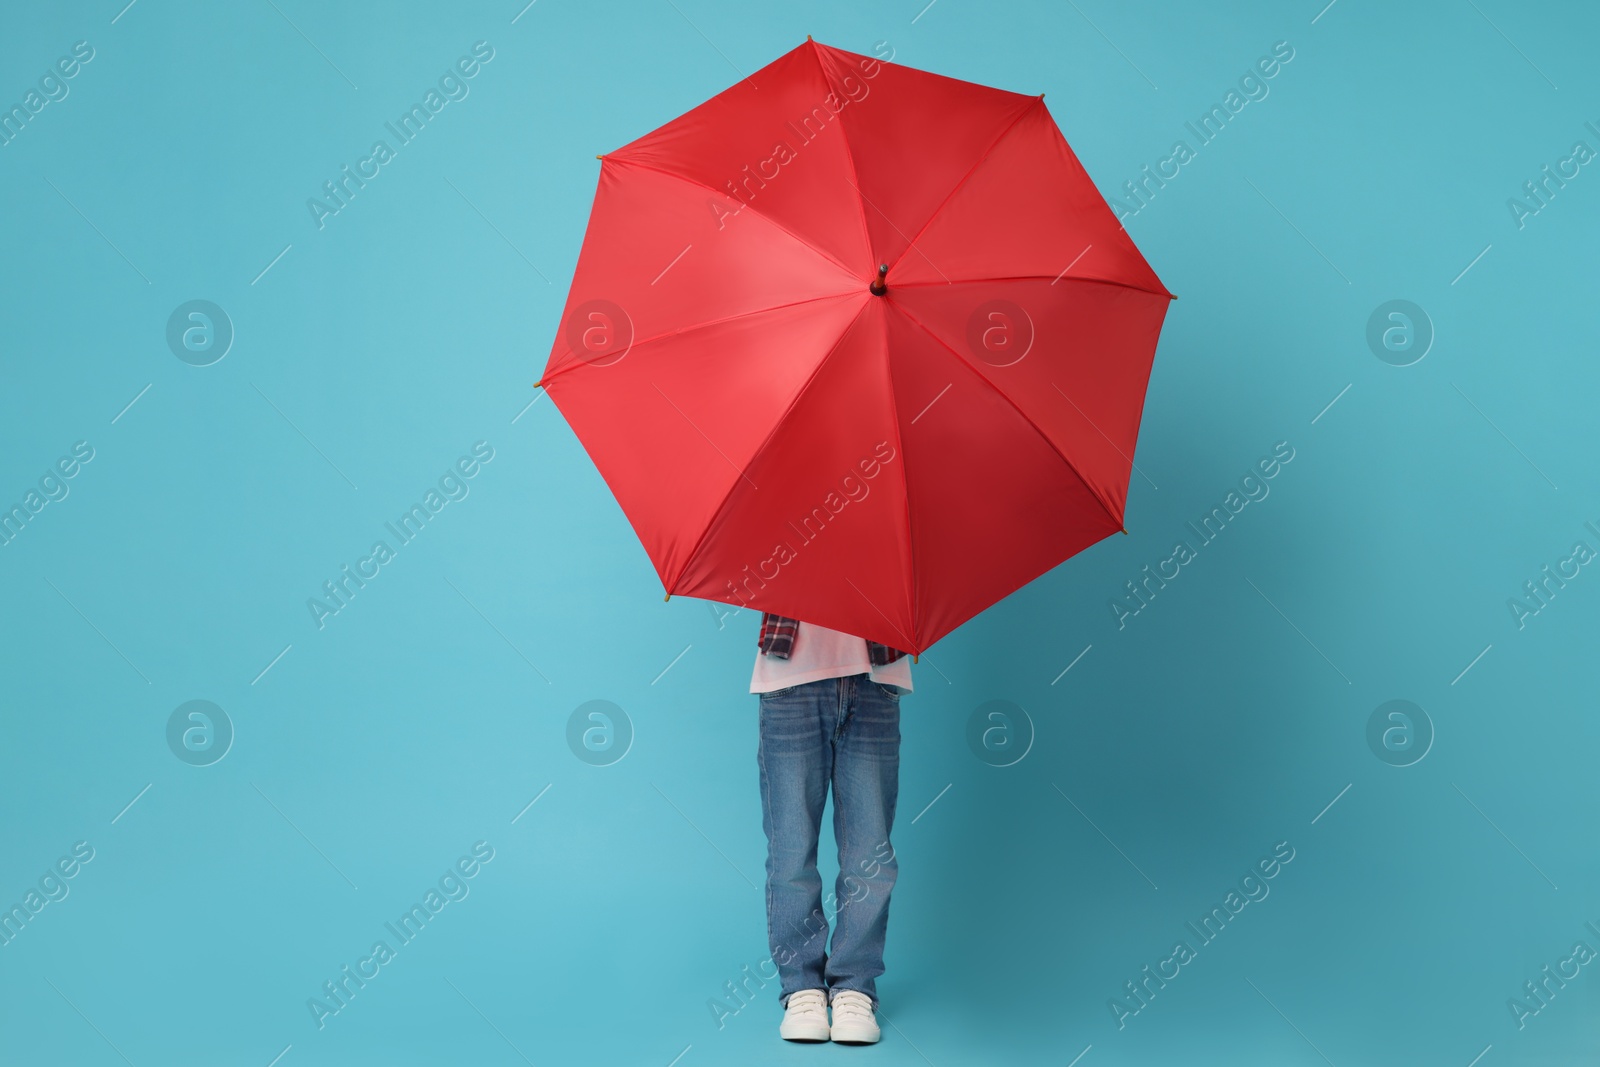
[3,1,1598,1064]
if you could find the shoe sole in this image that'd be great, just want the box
[829,1026,881,1045]
[779,1026,830,1042]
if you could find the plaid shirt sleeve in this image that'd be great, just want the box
[866,639,907,667]
[758,612,908,665]
[757,612,800,658]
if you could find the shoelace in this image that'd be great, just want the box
[830,991,874,1022]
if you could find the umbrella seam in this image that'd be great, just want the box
[542,291,864,388]
[807,40,878,278]
[600,156,865,284]
[891,275,1173,300]
[885,97,1043,281]
[665,295,875,594]
[888,300,1125,533]
[1101,296,1174,539]
[877,298,919,651]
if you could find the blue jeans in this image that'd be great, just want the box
[757,674,901,1008]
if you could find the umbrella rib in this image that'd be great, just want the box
[652,380,759,491]
[891,274,1173,300]
[877,298,919,650]
[625,290,859,352]
[664,297,876,593]
[805,41,877,279]
[886,96,1042,280]
[542,291,861,389]
[846,575,917,652]
[844,174,951,284]
[890,301,1124,533]
[600,156,864,282]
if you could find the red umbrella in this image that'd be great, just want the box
[539,39,1173,656]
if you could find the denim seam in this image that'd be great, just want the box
[757,710,782,1004]
[835,679,852,991]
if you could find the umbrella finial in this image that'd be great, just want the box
[870,263,888,295]
[664,593,671,601]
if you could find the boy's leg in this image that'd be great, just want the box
[823,675,901,1006]
[757,679,839,1003]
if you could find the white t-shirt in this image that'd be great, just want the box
[750,621,914,695]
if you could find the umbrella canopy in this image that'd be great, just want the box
[540,39,1174,655]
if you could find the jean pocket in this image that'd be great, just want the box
[762,685,801,699]
[871,682,902,700]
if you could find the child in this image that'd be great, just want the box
[751,611,912,1044]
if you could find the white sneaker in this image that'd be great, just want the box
[779,988,830,1042]
[828,990,881,1044]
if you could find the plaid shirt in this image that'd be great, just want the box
[757,613,909,666]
